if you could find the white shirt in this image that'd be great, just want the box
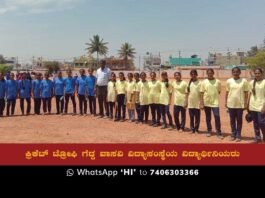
[96,67,111,86]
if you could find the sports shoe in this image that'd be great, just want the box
[161,125,167,129]
[217,135,224,140]
[229,136,236,141]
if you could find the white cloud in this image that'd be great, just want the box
[0,0,81,14]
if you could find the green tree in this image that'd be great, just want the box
[247,46,259,57]
[245,51,265,69]
[0,64,12,75]
[0,55,6,64]
[118,42,136,69]
[44,61,61,74]
[85,35,108,66]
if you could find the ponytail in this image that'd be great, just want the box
[252,67,263,96]
[188,69,198,93]
[187,79,193,93]
[252,79,256,96]
[165,79,169,88]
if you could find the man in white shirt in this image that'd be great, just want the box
[96,60,111,118]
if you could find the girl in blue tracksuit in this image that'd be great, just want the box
[86,68,97,116]
[0,72,6,116]
[31,73,42,115]
[40,72,53,114]
[64,69,77,115]
[18,72,31,115]
[76,69,87,115]
[5,73,18,116]
[54,71,64,114]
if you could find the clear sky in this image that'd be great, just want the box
[0,0,265,63]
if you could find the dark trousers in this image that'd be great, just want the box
[55,95,64,114]
[42,97,51,113]
[78,94,87,115]
[117,94,126,119]
[160,104,173,126]
[173,105,186,130]
[140,105,149,122]
[228,108,243,138]
[150,103,161,124]
[109,102,117,118]
[34,98,41,114]
[250,111,265,141]
[97,86,109,117]
[0,98,5,116]
[64,94,76,113]
[6,99,16,116]
[189,108,200,132]
[135,103,141,121]
[204,106,221,135]
[88,96,96,115]
[20,98,31,114]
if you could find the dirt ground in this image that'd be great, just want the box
[0,79,258,143]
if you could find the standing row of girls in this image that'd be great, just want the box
[107,67,265,143]
[0,68,97,117]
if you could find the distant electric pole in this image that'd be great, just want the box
[138,55,141,72]
[32,56,35,70]
[263,36,265,49]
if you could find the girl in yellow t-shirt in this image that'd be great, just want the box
[148,72,161,127]
[225,67,249,142]
[248,68,265,143]
[185,69,201,133]
[159,72,173,129]
[134,73,141,123]
[136,72,149,124]
[172,72,187,132]
[107,72,117,119]
[127,73,136,122]
[200,68,223,139]
[115,72,127,122]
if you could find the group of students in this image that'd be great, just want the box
[0,69,96,117]
[0,66,265,143]
[108,67,265,143]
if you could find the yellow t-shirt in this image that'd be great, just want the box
[116,80,127,95]
[126,81,136,102]
[226,78,249,109]
[148,80,161,104]
[249,79,265,112]
[200,79,221,107]
[186,80,201,109]
[172,80,187,107]
[136,81,149,105]
[107,81,116,102]
[159,81,173,105]
[134,81,140,103]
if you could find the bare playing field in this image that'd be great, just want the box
[0,80,257,143]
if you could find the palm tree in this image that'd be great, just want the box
[85,35,108,66]
[118,42,136,69]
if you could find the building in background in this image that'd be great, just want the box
[208,51,245,67]
[169,55,201,67]
[105,56,135,71]
[143,54,161,71]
